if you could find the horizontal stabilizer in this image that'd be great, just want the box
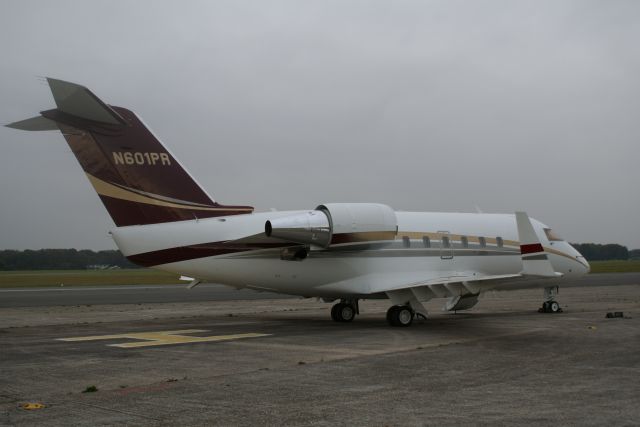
[5,115,58,131]
[46,78,126,125]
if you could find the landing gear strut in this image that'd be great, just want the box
[386,305,414,327]
[331,300,357,322]
[539,286,562,313]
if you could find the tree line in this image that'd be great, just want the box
[0,249,139,271]
[569,244,635,261]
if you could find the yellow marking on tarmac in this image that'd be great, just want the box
[21,402,46,410]
[57,329,270,348]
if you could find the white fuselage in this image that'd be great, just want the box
[111,211,589,300]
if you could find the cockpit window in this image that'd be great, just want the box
[544,228,563,242]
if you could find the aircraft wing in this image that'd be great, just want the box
[353,211,560,293]
[365,211,563,314]
[370,272,522,295]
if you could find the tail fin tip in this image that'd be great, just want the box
[45,77,126,126]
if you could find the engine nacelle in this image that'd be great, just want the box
[265,210,332,247]
[265,203,397,248]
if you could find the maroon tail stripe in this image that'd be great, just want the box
[520,243,544,255]
[127,241,294,267]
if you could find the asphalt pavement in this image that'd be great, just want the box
[1,284,638,426]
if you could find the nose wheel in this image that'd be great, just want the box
[539,286,563,313]
[539,300,562,313]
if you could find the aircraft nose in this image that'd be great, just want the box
[576,256,590,274]
[568,243,590,275]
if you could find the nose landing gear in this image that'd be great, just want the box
[540,300,562,313]
[539,286,563,313]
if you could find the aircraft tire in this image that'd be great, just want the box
[549,301,561,313]
[386,306,399,326]
[331,303,355,322]
[387,305,413,327]
[396,306,414,326]
[330,303,341,322]
[339,304,355,322]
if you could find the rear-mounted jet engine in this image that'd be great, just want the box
[265,203,398,249]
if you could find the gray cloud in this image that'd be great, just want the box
[1,0,638,249]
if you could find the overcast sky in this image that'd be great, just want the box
[1,0,638,250]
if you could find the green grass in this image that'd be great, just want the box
[588,260,640,274]
[0,269,181,288]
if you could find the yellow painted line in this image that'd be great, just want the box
[57,329,207,341]
[109,332,270,348]
[57,329,271,348]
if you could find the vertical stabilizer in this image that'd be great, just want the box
[6,78,253,226]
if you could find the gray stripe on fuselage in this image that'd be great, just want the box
[309,249,519,258]
[322,240,519,253]
[229,246,521,260]
[522,254,548,261]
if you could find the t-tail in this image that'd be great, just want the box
[6,78,253,226]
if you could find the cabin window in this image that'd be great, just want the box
[544,228,563,242]
[402,236,411,248]
[422,236,431,248]
[461,236,469,248]
[496,237,504,247]
[479,237,486,248]
[442,236,450,248]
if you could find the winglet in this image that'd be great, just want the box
[515,212,562,278]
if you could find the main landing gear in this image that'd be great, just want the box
[386,305,414,327]
[331,300,358,322]
[328,300,422,326]
[539,286,563,313]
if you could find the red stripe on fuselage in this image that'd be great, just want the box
[520,243,544,255]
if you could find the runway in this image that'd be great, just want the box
[1,272,638,308]
[1,282,639,426]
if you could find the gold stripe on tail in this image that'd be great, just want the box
[86,173,252,212]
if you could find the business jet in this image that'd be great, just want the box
[7,78,590,326]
